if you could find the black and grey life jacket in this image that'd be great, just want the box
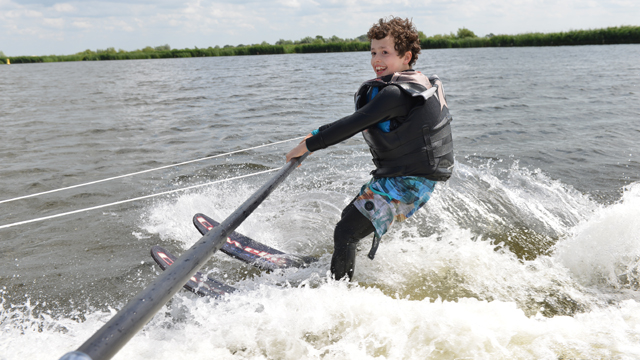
[354,71,454,181]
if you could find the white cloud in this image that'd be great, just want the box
[277,0,301,8]
[42,17,64,28]
[71,20,92,29]
[5,7,43,19]
[53,3,75,12]
[117,19,137,32]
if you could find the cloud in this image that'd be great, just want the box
[53,3,75,12]
[277,0,301,8]
[42,16,64,28]
[71,20,92,29]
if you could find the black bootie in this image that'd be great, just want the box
[330,242,358,281]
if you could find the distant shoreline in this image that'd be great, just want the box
[1,25,638,65]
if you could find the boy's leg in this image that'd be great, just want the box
[331,202,375,281]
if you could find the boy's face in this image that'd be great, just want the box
[370,35,412,78]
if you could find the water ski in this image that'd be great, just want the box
[150,245,236,298]
[193,213,316,270]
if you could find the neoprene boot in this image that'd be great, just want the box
[330,242,359,281]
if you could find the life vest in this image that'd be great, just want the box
[354,71,454,180]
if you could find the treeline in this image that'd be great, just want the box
[1,26,639,64]
[0,36,370,64]
[420,25,640,48]
[275,34,369,45]
[4,45,288,64]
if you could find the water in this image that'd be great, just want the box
[1,45,640,359]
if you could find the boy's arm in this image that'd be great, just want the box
[305,85,415,152]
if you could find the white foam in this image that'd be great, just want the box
[554,182,640,289]
[3,284,640,359]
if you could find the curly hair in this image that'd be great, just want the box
[367,16,421,67]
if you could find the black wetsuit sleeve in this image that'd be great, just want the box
[306,85,416,152]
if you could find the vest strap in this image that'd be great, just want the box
[372,152,430,168]
[370,124,452,161]
[433,140,453,158]
[372,126,453,169]
[431,125,452,143]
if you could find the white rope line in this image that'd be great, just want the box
[0,167,281,230]
[0,136,304,205]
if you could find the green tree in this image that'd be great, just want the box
[297,36,314,44]
[431,33,455,40]
[0,50,5,57]
[141,46,155,52]
[97,47,117,54]
[154,44,170,51]
[457,27,477,39]
[356,34,368,42]
[276,39,293,45]
[418,31,427,41]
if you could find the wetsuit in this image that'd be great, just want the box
[306,70,453,280]
[306,79,422,154]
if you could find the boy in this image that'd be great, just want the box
[286,17,454,280]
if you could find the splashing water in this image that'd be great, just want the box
[5,159,636,359]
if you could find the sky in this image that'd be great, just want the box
[1,0,639,56]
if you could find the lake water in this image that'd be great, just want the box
[1,44,640,359]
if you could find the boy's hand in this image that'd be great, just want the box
[286,133,313,163]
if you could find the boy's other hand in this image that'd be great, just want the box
[286,133,313,163]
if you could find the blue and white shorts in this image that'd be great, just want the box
[353,176,437,237]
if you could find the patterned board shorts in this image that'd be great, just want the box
[353,176,437,237]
